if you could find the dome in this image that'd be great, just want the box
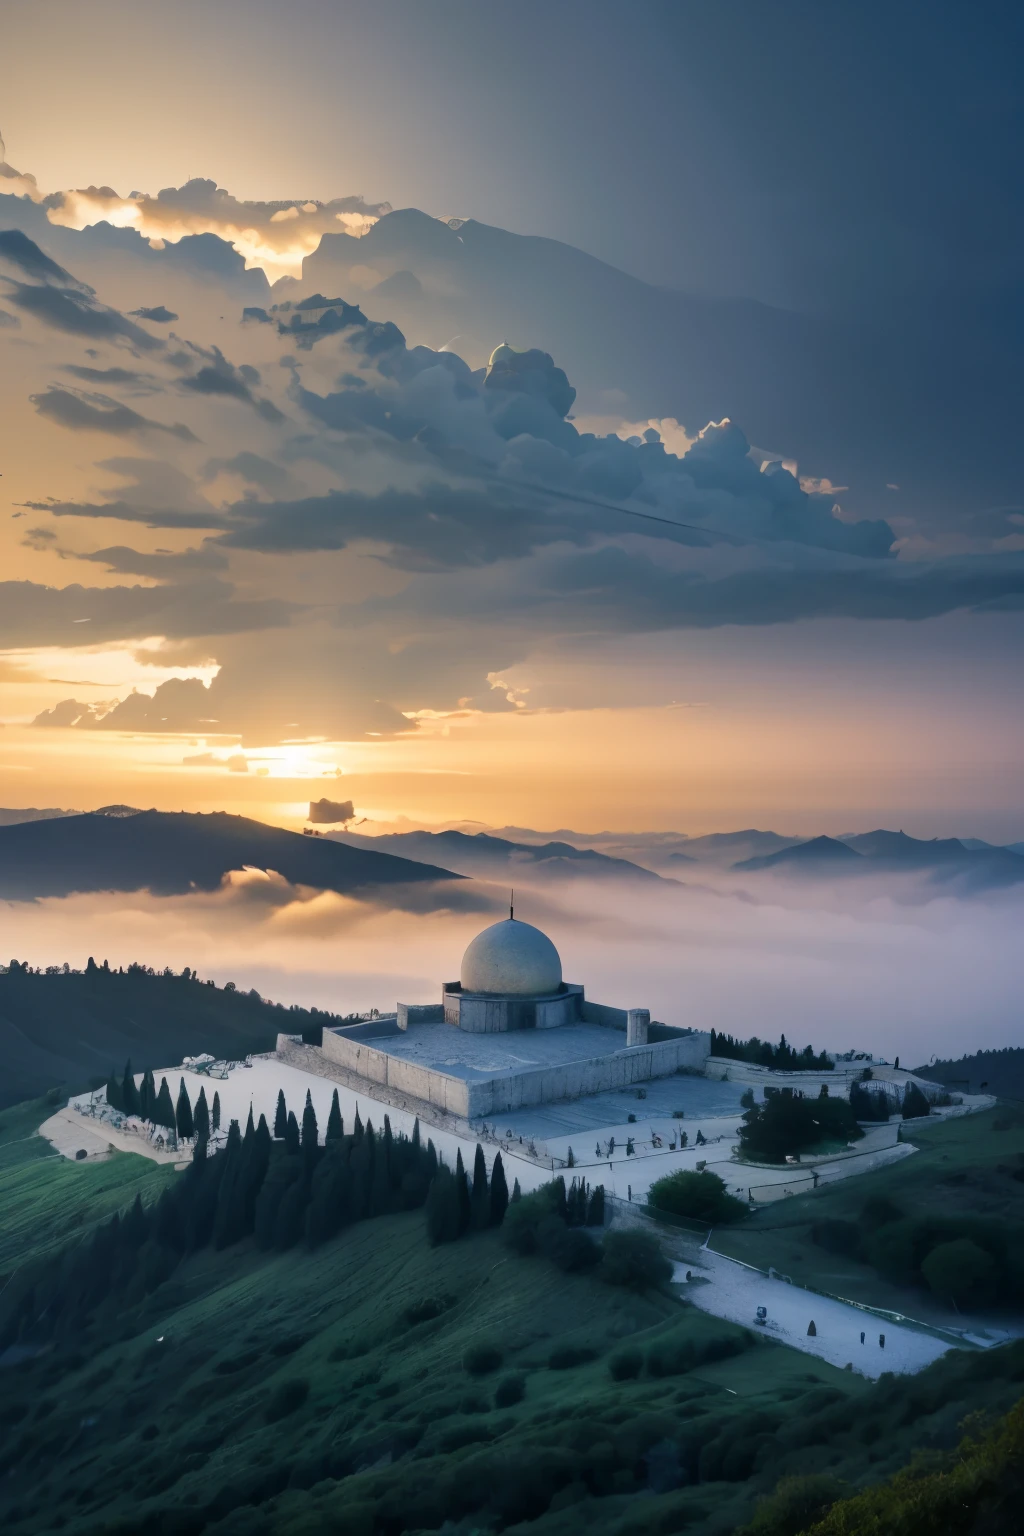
[460,918,562,997]
[487,341,518,368]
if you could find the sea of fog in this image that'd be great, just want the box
[3,866,1022,1066]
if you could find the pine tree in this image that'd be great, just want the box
[176,1078,194,1140]
[489,1152,509,1226]
[194,1086,210,1142]
[274,1089,287,1140]
[140,1068,156,1121]
[155,1077,176,1131]
[471,1144,489,1229]
[301,1090,319,1151]
[121,1059,140,1117]
[285,1110,301,1155]
[105,1068,122,1112]
[212,1091,221,1133]
[455,1149,472,1235]
[325,1089,343,1144]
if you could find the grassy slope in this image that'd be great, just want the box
[0,1099,1023,1535]
[712,1108,1024,1320]
[0,1098,177,1275]
[0,968,330,1109]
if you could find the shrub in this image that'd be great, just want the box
[739,1090,863,1163]
[265,1379,310,1422]
[599,1230,673,1290]
[860,1194,904,1229]
[402,1295,455,1327]
[743,1472,847,1534]
[648,1168,748,1224]
[494,1373,526,1407]
[463,1341,503,1376]
[609,1347,643,1380]
[548,1344,598,1369]
[542,1224,601,1273]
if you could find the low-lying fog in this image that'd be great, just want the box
[4,867,1021,1065]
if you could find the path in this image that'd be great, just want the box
[674,1252,953,1378]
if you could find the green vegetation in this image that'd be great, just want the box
[739,1087,864,1163]
[714,1108,1024,1318]
[648,1168,749,1224]
[0,961,344,1108]
[710,1029,833,1071]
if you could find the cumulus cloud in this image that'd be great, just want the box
[309,797,356,824]
[129,305,177,323]
[30,386,199,440]
[4,578,296,650]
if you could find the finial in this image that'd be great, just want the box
[510,888,515,921]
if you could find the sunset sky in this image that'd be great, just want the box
[2,0,1023,842]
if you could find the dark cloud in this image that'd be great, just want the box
[129,305,178,323]
[74,544,228,577]
[202,451,292,492]
[0,578,297,648]
[308,797,355,824]
[0,307,18,328]
[36,498,225,531]
[3,281,161,349]
[62,364,149,386]
[177,344,284,421]
[29,386,199,441]
[0,228,87,289]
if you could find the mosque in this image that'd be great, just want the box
[296,911,709,1120]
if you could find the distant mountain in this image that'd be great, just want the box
[735,835,864,872]
[0,807,76,826]
[840,830,970,865]
[916,1047,1024,1103]
[328,828,674,886]
[0,811,460,902]
[671,829,800,865]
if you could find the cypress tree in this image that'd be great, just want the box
[426,1166,461,1245]
[412,1117,421,1152]
[140,1068,156,1121]
[455,1149,472,1235]
[243,1104,255,1147]
[471,1144,489,1228]
[105,1068,122,1112]
[155,1077,176,1131]
[285,1110,301,1155]
[192,1135,208,1165]
[213,1121,245,1249]
[586,1185,605,1227]
[212,1091,221,1133]
[274,1089,287,1140]
[176,1078,194,1140]
[426,1139,438,1181]
[121,1059,140,1117]
[353,1105,363,1139]
[194,1086,210,1142]
[489,1152,509,1226]
[512,1178,522,1203]
[301,1090,319,1151]
[325,1089,343,1144]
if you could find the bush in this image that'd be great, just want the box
[860,1195,904,1229]
[743,1473,847,1534]
[599,1230,673,1290]
[542,1224,601,1273]
[648,1168,748,1224]
[548,1344,598,1370]
[463,1341,503,1376]
[739,1089,863,1163]
[494,1373,526,1407]
[609,1347,643,1380]
[402,1294,455,1327]
[265,1379,310,1422]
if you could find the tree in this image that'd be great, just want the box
[212,1091,221,1133]
[175,1078,194,1140]
[105,1068,122,1112]
[740,1088,755,1109]
[426,1166,461,1245]
[599,1230,672,1290]
[285,1110,301,1155]
[194,1086,210,1142]
[274,1089,287,1140]
[455,1149,472,1235]
[471,1144,489,1228]
[586,1184,605,1227]
[140,1068,156,1121]
[738,1089,863,1163]
[902,1082,931,1120]
[922,1239,997,1305]
[121,1059,140,1117]
[301,1090,319,1151]
[648,1169,748,1225]
[155,1077,176,1131]
[325,1089,343,1144]
[489,1152,509,1226]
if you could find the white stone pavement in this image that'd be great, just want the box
[674,1253,953,1378]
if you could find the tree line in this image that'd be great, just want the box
[709,1029,834,1071]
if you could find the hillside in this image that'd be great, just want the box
[918,1047,1024,1102]
[0,966,335,1108]
[734,836,863,873]
[2,1092,1024,1536]
[0,809,460,902]
[330,827,673,885]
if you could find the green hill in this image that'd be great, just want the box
[1,1098,1023,1536]
[0,964,336,1108]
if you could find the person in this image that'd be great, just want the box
[860,1331,865,1344]
[879,1333,885,1349]
[628,1184,632,1202]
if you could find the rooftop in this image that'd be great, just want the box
[373,1020,638,1081]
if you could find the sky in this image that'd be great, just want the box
[0,0,1022,845]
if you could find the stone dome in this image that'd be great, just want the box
[460,918,562,997]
